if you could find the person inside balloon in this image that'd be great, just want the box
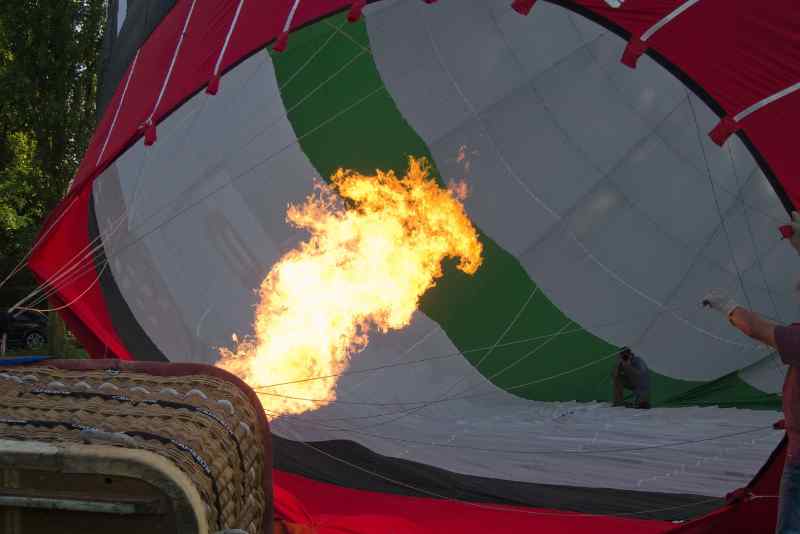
[703,211,800,534]
[612,346,651,409]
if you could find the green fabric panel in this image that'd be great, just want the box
[266,13,776,409]
[662,372,782,411]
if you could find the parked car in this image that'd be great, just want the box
[1,309,48,350]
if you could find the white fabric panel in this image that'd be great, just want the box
[638,256,764,379]
[572,190,696,305]
[657,94,742,197]
[481,85,603,215]
[362,5,471,143]
[423,1,528,114]
[365,0,791,388]
[116,0,127,35]
[430,116,558,255]
[532,47,651,177]
[96,160,200,360]
[740,352,787,394]
[591,34,686,128]
[489,2,604,81]
[609,133,734,253]
[521,217,660,348]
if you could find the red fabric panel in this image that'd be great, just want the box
[26,186,131,360]
[639,0,800,113]
[662,491,778,533]
[73,0,193,193]
[746,91,800,207]
[273,470,674,534]
[151,1,237,132]
[569,0,686,35]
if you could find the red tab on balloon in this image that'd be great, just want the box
[511,0,536,15]
[143,121,157,146]
[273,31,289,53]
[621,36,647,69]
[206,73,220,95]
[348,0,366,22]
[709,115,741,146]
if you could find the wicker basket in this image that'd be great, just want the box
[0,359,271,534]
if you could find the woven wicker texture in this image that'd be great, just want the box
[0,364,267,534]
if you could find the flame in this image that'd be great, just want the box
[217,157,483,418]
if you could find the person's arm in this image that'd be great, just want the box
[720,305,800,367]
[703,290,779,349]
[728,308,778,350]
[773,323,800,367]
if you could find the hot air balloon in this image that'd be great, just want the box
[20,0,800,532]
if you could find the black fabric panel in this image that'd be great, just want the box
[97,0,178,119]
[273,435,722,521]
[87,188,169,362]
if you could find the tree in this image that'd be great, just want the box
[0,1,107,353]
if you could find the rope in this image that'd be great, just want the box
[9,136,154,314]
[145,0,198,127]
[687,92,754,311]
[0,196,78,293]
[210,0,246,80]
[12,79,220,314]
[97,48,141,166]
[725,144,788,382]
[252,318,767,397]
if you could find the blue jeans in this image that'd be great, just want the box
[778,456,800,534]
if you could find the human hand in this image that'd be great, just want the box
[702,289,739,318]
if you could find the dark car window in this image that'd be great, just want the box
[7,311,45,323]
[11,311,30,321]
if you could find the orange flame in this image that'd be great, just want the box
[217,157,483,418]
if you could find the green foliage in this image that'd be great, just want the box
[0,0,106,252]
[0,0,106,295]
[0,2,106,356]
